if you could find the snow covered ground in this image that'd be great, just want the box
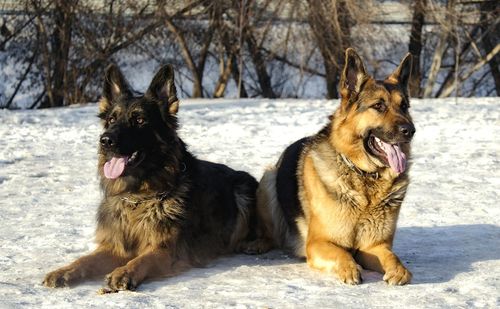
[0,98,499,308]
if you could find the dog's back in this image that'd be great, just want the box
[181,160,258,263]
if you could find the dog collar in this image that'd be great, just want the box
[340,154,379,179]
[119,161,187,207]
[120,190,173,207]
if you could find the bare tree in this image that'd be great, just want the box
[157,0,210,98]
[438,43,500,97]
[420,0,500,98]
[479,0,500,95]
[423,0,456,98]
[44,0,77,108]
[2,0,499,109]
[305,0,371,99]
[242,0,279,98]
[408,0,427,97]
[212,2,239,98]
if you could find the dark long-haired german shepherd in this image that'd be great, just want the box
[43,65,258,292]
[251,48,415,285]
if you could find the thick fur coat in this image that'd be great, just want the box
[43,65,258,292]
[252,49,415,285]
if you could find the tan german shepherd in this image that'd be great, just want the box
[250,48,415,285]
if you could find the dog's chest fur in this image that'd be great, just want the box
[298,140,409,250]
[95,193,186,257]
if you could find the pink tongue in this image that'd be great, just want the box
[103,157,128,179]
[380,141,406,174]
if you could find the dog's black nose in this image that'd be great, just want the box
[399,123,416,138]
[100,135,115,148]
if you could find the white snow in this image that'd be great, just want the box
[0,98,499,308]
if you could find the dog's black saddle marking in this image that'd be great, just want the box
[276,137,309,236]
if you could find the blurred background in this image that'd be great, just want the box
[0,0,498,109]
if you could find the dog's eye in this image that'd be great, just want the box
[401,101,410,111]
[136,116,145,125]
[108,116,116,124]
[372,102,386,113]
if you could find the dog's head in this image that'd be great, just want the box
[97,64,182,185]
[331,48,415,175]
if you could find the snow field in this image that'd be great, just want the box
[0,98,499,308]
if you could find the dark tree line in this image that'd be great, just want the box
[0,0,498,109]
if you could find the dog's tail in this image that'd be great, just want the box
[229,171,258,250]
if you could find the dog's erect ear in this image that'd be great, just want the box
[146,64,179,115]
[340,48,368,105]
[100,64,133,112]
[389,53,413,96]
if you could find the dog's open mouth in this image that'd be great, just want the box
[103,151,145,179]
[366,134,407,174]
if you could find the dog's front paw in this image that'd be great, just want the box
[105,266,139,291]
[336,261,362,285]
[383,264,412,285]
[43,267,78,288]
[238,238,274,255]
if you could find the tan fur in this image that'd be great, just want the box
[255,49,414,285]
[98,97,109,114]
[43,181,193,289]
[299,143,410,283]
[94,194,187,257]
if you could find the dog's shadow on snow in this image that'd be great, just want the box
[394,224,500,284]
[143,250,303,292]
[140,224,499,290]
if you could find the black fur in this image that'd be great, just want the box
[276,137,310,236]
[97,64,259,261]
[42,64,259,291]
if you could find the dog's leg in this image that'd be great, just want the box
[355,243,412,285]
[43,246,129,288]
[306,239,362,285]
[105,247,189,291]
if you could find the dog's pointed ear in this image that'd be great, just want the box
[100,64,133,112]
[146,64,179,115]
[389,53,413,96]
[340,48,368,105]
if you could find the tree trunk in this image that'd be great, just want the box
[50,0,76,107]
[423,33,449,98]
[324,61,340,99]
[231,54,248,98]
[159,2,205,98]
[195,1,218,95]
[479,1,500,96]
[162,17,203,98]
[245,30,277,98]
[306,0,352,99]
[36,1,76,108]
[435,26,480,97]
[217,13,248,99]
[408,0,426,98]
[213,54,233,98]
[423,0,455,98]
